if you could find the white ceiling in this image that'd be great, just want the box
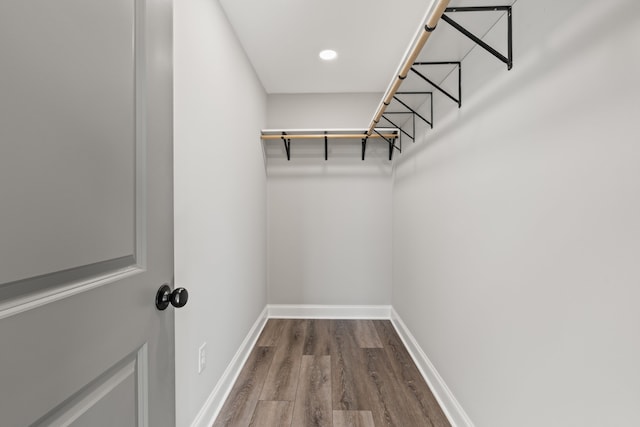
[219,0,516,95]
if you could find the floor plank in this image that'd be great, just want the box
[364,347,448,427]
[303,319,332,356]
[248,401,293,427]
[259,319,306,401]
[331,320,375,411]
[291,355,332,427]
[353,320,383,348]
[213,346,275,427]
[332,410,375,427]
[374,320,451,426]
[256,319,286,347]
[363,347,418,426]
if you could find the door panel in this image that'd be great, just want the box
[0,0,136,285]
[0,0,174,425]
[34,345,145,427]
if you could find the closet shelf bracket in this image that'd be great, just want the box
[281,132,291,161]
[361,132,369,161]
[411,62,461,108]
[361,137,367,161]
[324,132,328,161]
[380,90,435,149]
[381,113,414,142]
[393,92,433,129]
[373,128,400,161]
[442,6,513,70]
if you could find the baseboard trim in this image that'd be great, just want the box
[190,306,269,427]
[267,304,392,319]
[390,308,474,427]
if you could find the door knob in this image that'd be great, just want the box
[156,284,189,310]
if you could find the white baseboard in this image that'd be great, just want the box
[390,308,474,427]
[190,306,269,427]
[267,304,392,319]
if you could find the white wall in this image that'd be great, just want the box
[267,93,381,129]
[173,1,267,426]
[393,0,640,426]
[267,94,392,306]
[268,170,392,305]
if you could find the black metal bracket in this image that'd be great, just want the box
[373,129,400,161]
[381,91,434,147]
[361,132,368,161]
[381,114,414,142]
[394,93,433,129]
[281,132,291,161]
[324,132,328,161]
[411,62,461,108]
[361,138,367,161]
[442,6,513,70]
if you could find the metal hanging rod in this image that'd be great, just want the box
[367,0,452,136]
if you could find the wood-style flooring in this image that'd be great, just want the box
[213,319,451,427]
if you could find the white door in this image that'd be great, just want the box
[0,0,176,425]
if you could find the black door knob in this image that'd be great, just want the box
[156,284,189,310]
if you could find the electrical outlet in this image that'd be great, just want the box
[198,342,207,374]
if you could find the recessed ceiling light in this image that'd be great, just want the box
[319,49,338,61]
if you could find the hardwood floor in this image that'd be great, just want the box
[213,319,450,427]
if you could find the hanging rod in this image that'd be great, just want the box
[367,0,451,136]
[261,133,397,140]
[262,128,399,161]
[261,128,398,140]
